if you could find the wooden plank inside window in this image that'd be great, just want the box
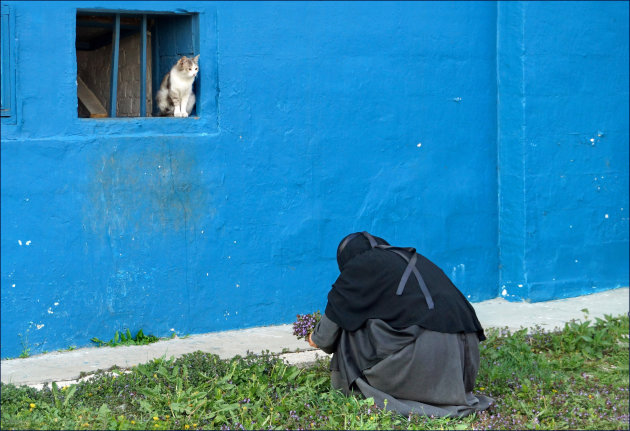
[77,76,107,117]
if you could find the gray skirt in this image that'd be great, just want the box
[312,315,494,418]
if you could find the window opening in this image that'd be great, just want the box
[76,11,199,118]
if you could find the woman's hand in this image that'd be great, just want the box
[308,332,318,348]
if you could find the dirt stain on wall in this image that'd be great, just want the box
[84,141,210,236]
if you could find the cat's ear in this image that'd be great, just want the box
[193,54,200,64]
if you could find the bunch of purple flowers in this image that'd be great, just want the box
[292,311,322,341]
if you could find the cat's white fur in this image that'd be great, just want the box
[156,55,199,117]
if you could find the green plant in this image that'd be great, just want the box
[90,328,160,347]
[18,332,30,358]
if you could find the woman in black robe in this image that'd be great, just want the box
[308,231,494,418]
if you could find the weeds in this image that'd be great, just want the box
[1,314,628,430]
[17,333,30,358]
[90,329,160,348]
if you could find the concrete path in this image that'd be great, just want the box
[2,287,627,389]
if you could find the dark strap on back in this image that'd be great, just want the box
[361,231,378,248]
[337,232,361,258]
[337,231,434,310]
[394,250,417,295]
[376,245,435,309]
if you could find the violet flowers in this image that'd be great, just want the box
[292,311,322,341]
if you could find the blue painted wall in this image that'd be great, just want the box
[497,1,629,301]
[1,1,627,358]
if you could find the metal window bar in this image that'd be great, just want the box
[151,19,160,117]
[109,14,120,117]
[1,6,12,116]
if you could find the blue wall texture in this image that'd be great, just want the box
[1,1,628,358]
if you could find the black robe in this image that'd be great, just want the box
[313,232,493,417]
[325,232,486,340]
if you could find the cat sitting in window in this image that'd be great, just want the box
[156,55,199,117]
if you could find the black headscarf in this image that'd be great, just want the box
[325,232,486,341]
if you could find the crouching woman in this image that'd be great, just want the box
[308,232,494,418]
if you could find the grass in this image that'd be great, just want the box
[1,313,628,430]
